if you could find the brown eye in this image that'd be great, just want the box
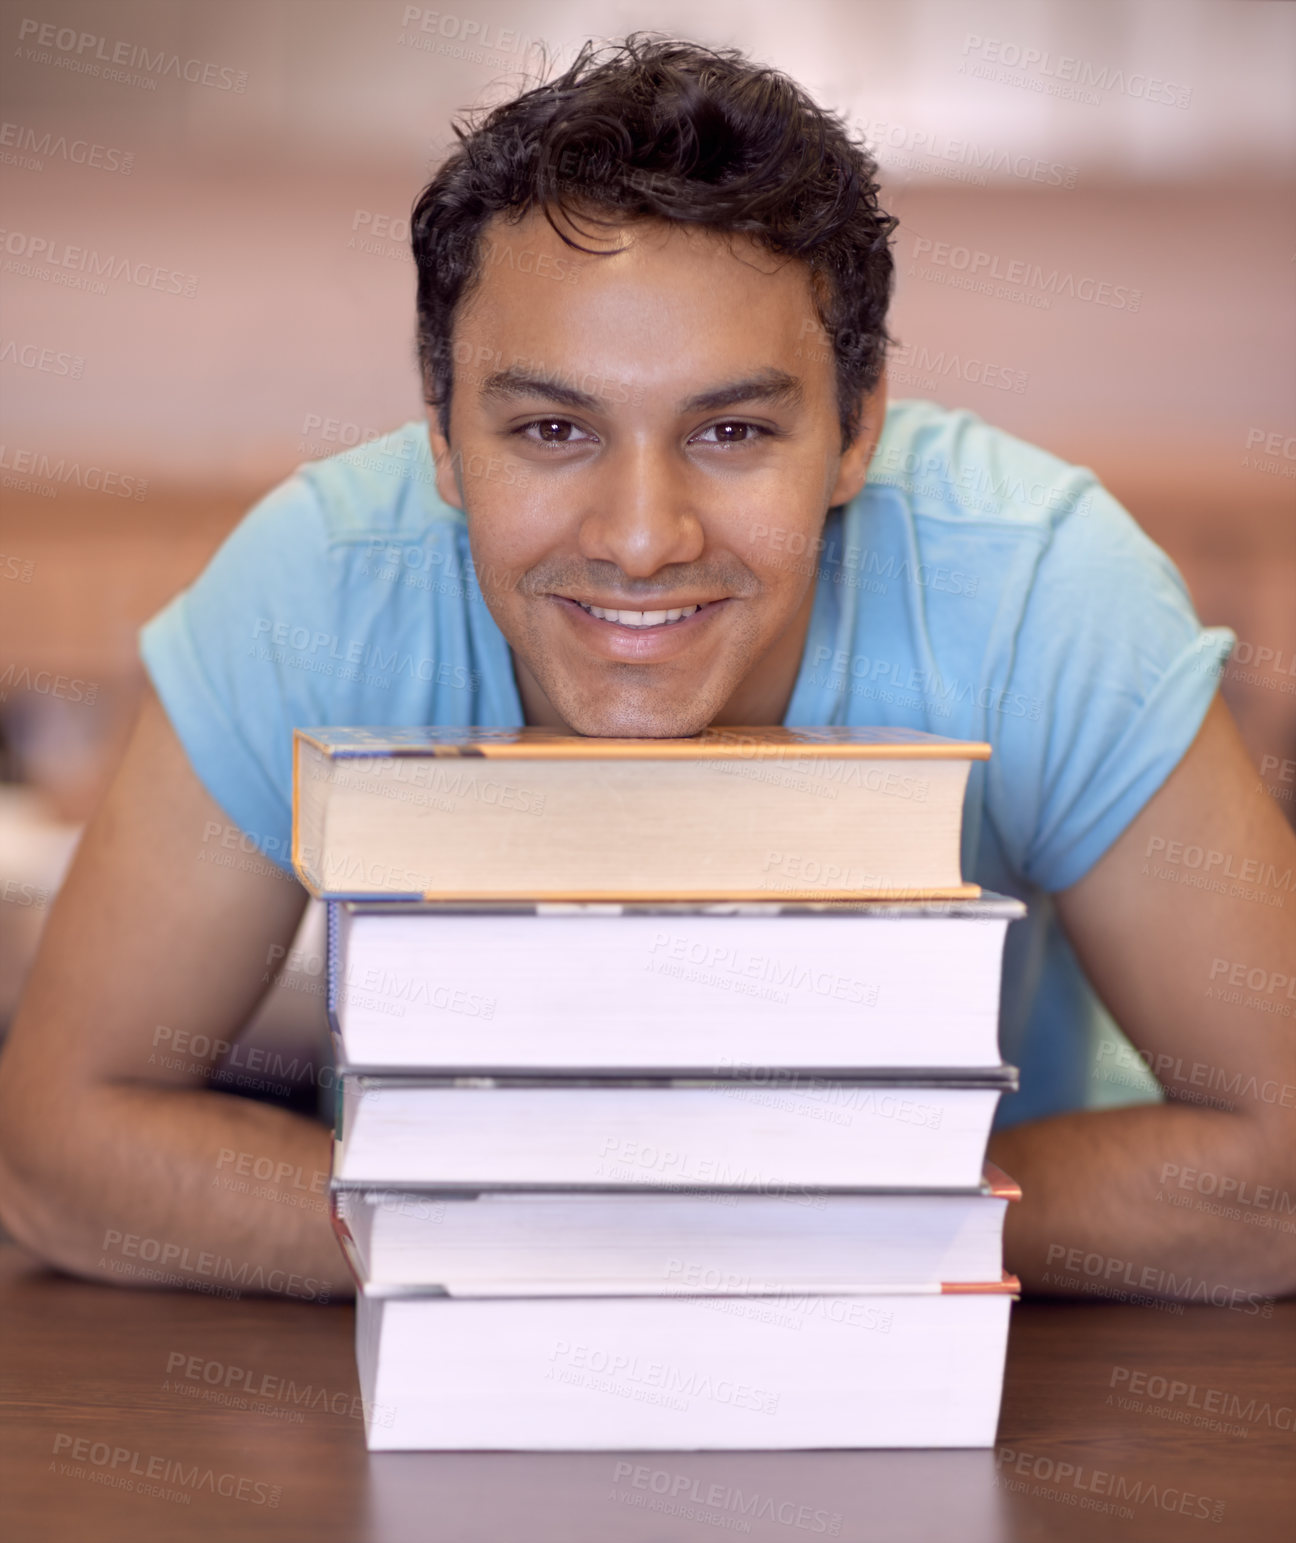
[518,418,594,446]
[694,421,770,446]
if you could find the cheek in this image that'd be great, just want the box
[465,496,559,601]
[737,521,824,592]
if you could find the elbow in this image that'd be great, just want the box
[0,1067,92,1276]
[1226,1118,1296,1300]
[0,1131,65,1268]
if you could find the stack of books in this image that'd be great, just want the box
[292,725,1025,1451]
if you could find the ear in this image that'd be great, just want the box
[425,408,465,511]
[828,372,888,507]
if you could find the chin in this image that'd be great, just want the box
[551,685,719,740]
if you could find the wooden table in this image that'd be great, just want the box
[1,1243,1290,1542]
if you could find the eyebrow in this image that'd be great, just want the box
[477,365,804,415]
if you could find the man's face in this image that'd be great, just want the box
[428,208,884,736]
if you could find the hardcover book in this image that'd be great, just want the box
[330,1165,1022,1295]
[325,894,1026,1074]
[333,1071,1017,1191]
[292,725,990,900]
[351,1281,1020,1450]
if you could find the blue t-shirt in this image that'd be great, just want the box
[139,399,1233,1128]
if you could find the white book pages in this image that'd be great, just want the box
[338,1188,1010,1292]
[332,903,1020,1072]
[336,1082,1006,1190]
[357,1290,1015,1450]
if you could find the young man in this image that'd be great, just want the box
[1,38,1292,1309]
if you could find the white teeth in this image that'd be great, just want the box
[581,603,701,628]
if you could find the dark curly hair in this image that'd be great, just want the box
[411,34,897,449]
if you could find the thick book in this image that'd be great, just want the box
[292,725,991,900]
[353,1281,1018,1449]
[326,894,1025,1074]
[333,1072,1016,1191]
[331,1165,1021,1295]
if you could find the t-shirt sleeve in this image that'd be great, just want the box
[138,473,339,878]
[985,479,1235,893]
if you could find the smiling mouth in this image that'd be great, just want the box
[567,599,716,629]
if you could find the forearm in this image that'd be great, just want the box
[1,1082,352,1302]
[989,1100,1295,1305]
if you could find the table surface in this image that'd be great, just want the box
[2,1243,1291,1543]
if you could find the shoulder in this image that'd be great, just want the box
[288,420,465,547]
[861,397,1098,535]
[200,421,464,582]
[842,398,1187,618]
[196,422,470,612]
[172,421,479,665]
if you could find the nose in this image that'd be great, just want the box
[575,440,705,579]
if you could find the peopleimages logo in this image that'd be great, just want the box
[98,1227,331,1303]
[0,338,84,376]
[610,1461,844,1534]
[397,6,538,66]
[0,664,99,706]
[248,616,480,692]
[647,931,879,1006]
[549,1340,780,1415]
[1043,1244,1273,1316]
[0,121,133,173]
[0,444,146,498]
[909,236,1141,311]
[863,117,1079,188]
[959,35,1192,110]
[50,1433,280,1507]
[15,18,249,92]
[889,339,1029,395]
[995,1447,1222,1524]
[0,229,198,297]
[808,646,1040,721]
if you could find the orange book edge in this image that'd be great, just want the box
[292,736,306,890]
[295,726,993,762]
[942,1274,1021,1295]
[983,1161,1022,1202]
[942,1165,1020,1294]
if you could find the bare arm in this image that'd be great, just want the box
[990,693,1296,1304]
[0,683,352,1301]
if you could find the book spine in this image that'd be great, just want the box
[327,1184,365,1293]
[329,954,349,1166]
[325,900,343,1064]
[409,885,984,903]
[290,734,304,889]
[339,1069,1019,1090]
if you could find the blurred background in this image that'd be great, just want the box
[2,0,1293,1079]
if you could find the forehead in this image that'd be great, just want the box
[459,208,825,370]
